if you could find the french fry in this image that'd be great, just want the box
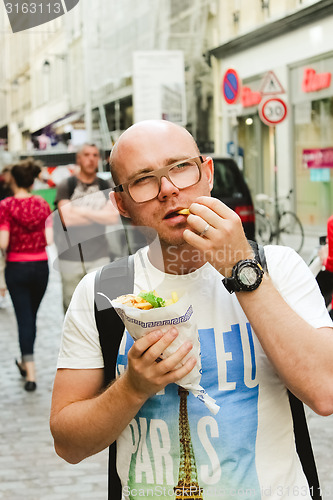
[177,208,190,215]
[115,290,179,309]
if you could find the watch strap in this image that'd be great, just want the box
[222,258,264,294]
[223,275,241,293]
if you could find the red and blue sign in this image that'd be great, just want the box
[222,69,240,104]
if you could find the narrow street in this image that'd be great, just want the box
[0,239,332,499]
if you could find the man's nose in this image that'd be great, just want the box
[158,175,179,200]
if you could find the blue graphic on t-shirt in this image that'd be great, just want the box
[116,323,261,498]
[195,325,260,496]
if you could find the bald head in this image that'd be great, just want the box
[110,120,199,185]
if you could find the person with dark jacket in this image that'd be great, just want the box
[0,158,53,391]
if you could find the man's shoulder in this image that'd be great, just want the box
[55,176,78,204]
[264,244,307,284]
[56,175,76,193]
[57,175,76,188]
[96,176,111,192]
[264,244,298,261]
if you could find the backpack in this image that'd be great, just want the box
[94,241,321,500]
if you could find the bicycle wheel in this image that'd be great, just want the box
[277,211,304,253]
[255,210,272,245]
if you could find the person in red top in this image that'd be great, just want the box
[319,215,333,318]
[0,158,53,391]
[324,215,333,273]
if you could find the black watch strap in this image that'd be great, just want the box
[222,259,264,294]
[223,275,241,293]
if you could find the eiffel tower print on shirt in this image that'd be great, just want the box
[174,387,204,500]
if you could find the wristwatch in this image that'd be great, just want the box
[222,259,264,293]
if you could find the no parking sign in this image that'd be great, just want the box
[222,69,240,104]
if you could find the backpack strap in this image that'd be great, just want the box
[95,255,135,386]
[288,392,321,500]
[67,175,78,199]
[97,177,112,200]
[248,239,267,272]
[94,255,135,500]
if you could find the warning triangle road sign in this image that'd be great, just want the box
[260,70,285,95]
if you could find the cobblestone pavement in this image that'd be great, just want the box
[0,242,332,500]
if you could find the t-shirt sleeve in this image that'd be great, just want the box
[55,179,71,206]
[265,245,333,329]
[57,271,104,369]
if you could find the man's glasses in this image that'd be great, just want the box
[113,156,204,203]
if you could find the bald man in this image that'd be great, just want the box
[51,120,333,500]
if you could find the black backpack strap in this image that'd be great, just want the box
[67,175,77,199]
[248,239,268,272]
[249,239,320,499]
[288,392,321,500]
[97,177,112,200]
[94,255,135,386]
[94,255,135,500]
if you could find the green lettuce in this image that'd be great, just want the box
[138,291,166,308]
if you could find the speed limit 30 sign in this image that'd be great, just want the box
[259,97,287,126]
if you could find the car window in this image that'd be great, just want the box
[212,159,245,199]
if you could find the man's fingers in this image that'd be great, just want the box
[189,203,223,230]
[129,329,165,359]
[143,328,180,363]
[187,213,218,238]
[191,196,236,218]
[129,328,180,362]
[164,356,197,385]
[155,340,194,374]
[183,227,209,250]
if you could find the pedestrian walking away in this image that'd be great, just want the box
[50,120,333,500]
[53,143,119,313]
[317,215,333,318]
[0,158,53,391]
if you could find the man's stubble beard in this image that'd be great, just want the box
[130,220,187,250]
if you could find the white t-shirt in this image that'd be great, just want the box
[58,245,332,500]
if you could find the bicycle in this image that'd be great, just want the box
[255,189,304,253]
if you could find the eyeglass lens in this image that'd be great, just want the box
[128,159,201,203]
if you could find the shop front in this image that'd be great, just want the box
[290,54,333,228]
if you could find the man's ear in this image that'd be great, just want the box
[203,156,214,191]
[109,191,131,218]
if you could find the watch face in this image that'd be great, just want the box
[238,266,258,286]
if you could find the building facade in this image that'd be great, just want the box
[0,0,216,157]
[210,0,333,230]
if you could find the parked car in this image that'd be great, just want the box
[210,156,255,240]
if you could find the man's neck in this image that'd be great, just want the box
[147,239,206,275]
